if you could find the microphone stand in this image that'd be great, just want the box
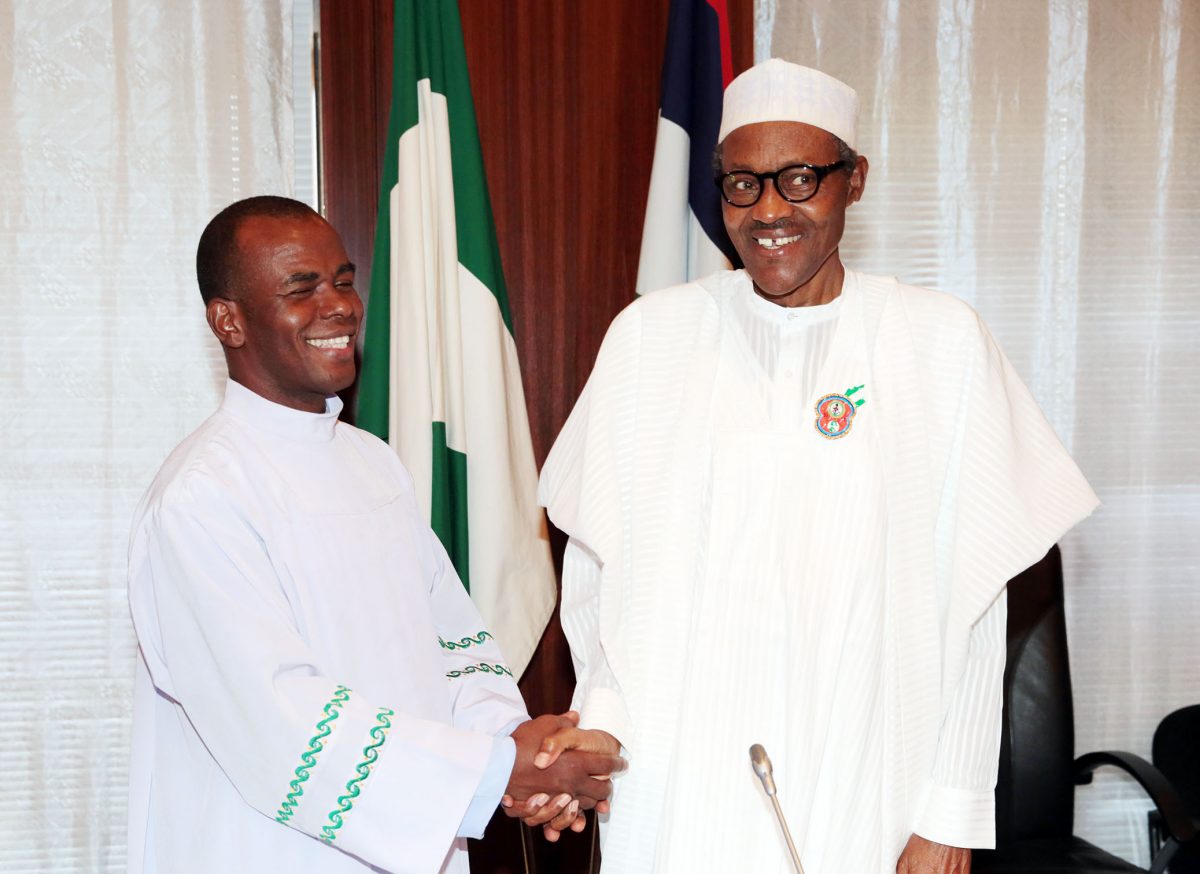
[749,743,806,874]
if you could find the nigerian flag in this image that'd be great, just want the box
[357,0,555,677]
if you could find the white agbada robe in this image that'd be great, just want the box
[540,270,1098,873]
[127,380,528,874]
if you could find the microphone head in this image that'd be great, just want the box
[749,743,778,796]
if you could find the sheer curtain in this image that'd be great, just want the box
[0,2,294,869]
[760,0,1199,865]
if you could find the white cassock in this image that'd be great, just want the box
[539,270,1098,873]
[127,380,528,874]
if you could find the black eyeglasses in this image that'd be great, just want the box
[715,161,849,207]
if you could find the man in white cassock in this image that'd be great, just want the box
[126,197,620,873]
[531,61,1099,872]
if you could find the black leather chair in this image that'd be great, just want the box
[973,546,1197,874]
[1149,706,1200,873]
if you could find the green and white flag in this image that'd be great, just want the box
[358,0,555,677]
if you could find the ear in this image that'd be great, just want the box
[206,298,246,349]
[847,155,869,205]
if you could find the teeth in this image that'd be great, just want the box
[755,234,802,249]
[306,336,350,349]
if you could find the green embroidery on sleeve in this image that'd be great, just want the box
[275,685,352,824]
[437,630,493,651]
[446,662,513,680]
[319,707,396,843]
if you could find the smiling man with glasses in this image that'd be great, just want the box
[533,60,1098,874]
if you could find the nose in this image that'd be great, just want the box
[320,285,361,321]
[749,177,793,224]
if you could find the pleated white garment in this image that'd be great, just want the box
[540,270,1098,873]
[658,276,885,872]
[127,381,528,874]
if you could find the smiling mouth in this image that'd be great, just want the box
[754,234,803,250]
[306,335,352,350]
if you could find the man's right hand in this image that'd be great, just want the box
[506,713,624,803]
[502,714,624,839]
[503,713,625,838]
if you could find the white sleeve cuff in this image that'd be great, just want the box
[914,783,996,849]
[456,735,516,839]
[578,687,634,756]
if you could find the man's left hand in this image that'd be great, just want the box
[896,834,970,873]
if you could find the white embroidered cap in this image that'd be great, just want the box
[718,58,860,150]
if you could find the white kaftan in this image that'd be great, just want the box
[540,270,1098,873]
[127,380,528,873]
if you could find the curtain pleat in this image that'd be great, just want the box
[0,2,294,870]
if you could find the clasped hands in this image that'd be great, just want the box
[501,711,624,841]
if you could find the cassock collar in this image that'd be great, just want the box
[220,378,342,443]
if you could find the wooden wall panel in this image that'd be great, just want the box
[463,0,754,468]
[317,1,392,294]
[461,1,669,469]
[318,2,754,869]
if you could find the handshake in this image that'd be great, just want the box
[501,712,626,840]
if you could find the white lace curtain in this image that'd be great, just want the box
[0,2,295,869]
[760,0,1199,865]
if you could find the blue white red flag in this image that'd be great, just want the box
[636,0,738,295]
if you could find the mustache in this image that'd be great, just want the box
[748,218,803,233]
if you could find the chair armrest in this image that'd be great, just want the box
[1075,751,1197,843]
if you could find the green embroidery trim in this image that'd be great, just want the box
[446,662,513,680]
[438,630,493,651]
[846,384,867,407]
[320,707,395,843]
[275,685,352,824]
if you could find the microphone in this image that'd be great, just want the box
[748,743,806,874]
[749,743,777,795]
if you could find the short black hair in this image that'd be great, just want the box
[711,135,859,179]
[196,195,320,304]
